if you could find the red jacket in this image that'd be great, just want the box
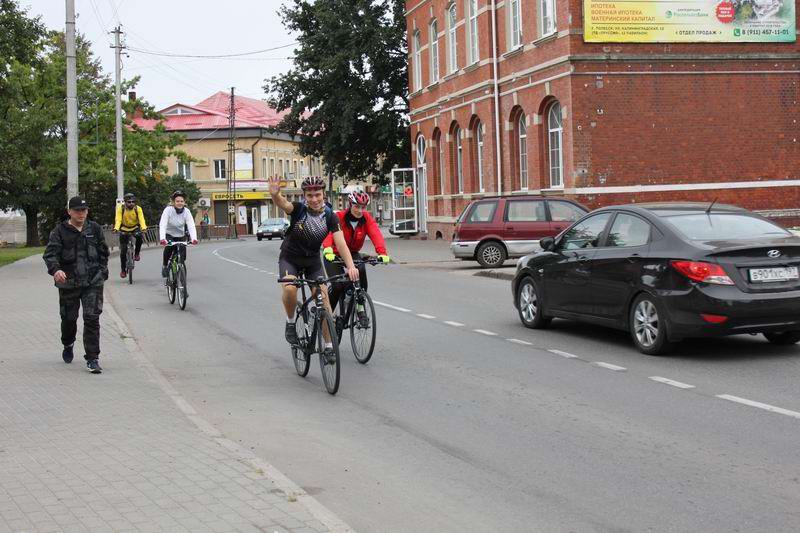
[322,210,387,256]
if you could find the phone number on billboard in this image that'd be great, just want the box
[736,29,792,36]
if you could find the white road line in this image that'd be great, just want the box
[716,394,800,420]
[507,338,533,346]
[443,321,465,327]
[649,376,695,389]
[474,329,498,336]
[592,362,627,372]
[212,249,251,269]
[548,349,579,359]
[373,301,412,313]
[417,314,436,319]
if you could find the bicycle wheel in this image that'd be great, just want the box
[350,291,376,364]
[166,263,176,304]
[292,303,311,377]
[318,311,340,395]
[177,263,187,310]
[127,246,134,285]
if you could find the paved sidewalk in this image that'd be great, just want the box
[0,256,352,533]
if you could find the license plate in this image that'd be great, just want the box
[749,266,799,283]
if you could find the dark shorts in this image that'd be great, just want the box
[278,253,325,282]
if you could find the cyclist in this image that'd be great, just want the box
[114,192,147,278]
[322,191,390,319]
[158,190,197,278]
[269,175,359,356]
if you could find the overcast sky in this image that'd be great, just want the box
[24,0,296,109]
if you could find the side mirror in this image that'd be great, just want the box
[539,237,555,252]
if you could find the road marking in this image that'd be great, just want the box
[649,376,695,389]
[474,329,498,336]
[507,338,533,346]
[212,249,251,269]
[548,349,579,359]
[443,321,465,327]
[716,394,800,420]
[417,314,436,319]
[373,301,411,313]
[591,362,627,372]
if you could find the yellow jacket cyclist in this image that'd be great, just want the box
[114,193,147,278]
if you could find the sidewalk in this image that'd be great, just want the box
[0,257,352,533]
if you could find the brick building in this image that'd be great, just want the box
[405,0,800,239]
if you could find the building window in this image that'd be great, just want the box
[433,129,444,195]
[269,158,276,177]
[467,0,479,64]
[447,3,458,73]
[474,121,485,192]
[283,159,290,178]
[416,135,427,198]
[540,0,556,36]
[277,159,283,177]
[213,159,226,180]
[509,0,522,49]
[429,20,439,83]
[412,30,422,91]
[548,102,564,188]
[177,161,191,180]
[518,114,528,190]
[300,159,306,177]
[454,126,464,194]
[293,159,298,178]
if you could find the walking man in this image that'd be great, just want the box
[43,197,109,374]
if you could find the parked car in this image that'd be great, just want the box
[257,218,289,241]
[512,202,800,355]
[451,196,588,268]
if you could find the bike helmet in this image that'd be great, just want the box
[123,193,136,201]
[348,191,370,206]
[171,190,186,200]
[301,176,326,191]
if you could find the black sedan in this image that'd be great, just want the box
[512,203,800,355]
[256,218,289,241]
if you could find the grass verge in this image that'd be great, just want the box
[0,246,45,268]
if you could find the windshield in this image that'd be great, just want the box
[663,213,791,241]
[261,219,285,226]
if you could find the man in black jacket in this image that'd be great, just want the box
[43,197,110,374]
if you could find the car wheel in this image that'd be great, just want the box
[763,331,800,345]
[257,236,262,241]
[629,293,673,355]
[476,241,506,268]
[517,277,551,329]
[268,237,272,240]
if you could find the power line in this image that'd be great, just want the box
[126,42,297,59]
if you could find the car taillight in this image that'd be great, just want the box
[670,260,734,285]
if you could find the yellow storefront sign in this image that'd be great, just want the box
[211,192,268,201]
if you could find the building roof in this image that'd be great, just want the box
[131,91,290,132]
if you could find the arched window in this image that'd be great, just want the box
[412,30,422,91]
[433,128,444,195]
[548,102,563,188]
[453,126,464,194]
[429,20,439,83]
[416,135,427,196]
[447,3,458,73]
[466,0,479,64]
[518,114,528,190]
[474,121,485,192]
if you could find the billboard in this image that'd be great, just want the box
[234,152,253,180]
[583,0,796,42]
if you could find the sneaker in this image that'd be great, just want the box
[161,266,167,278]
[86,359,102,374]
[134,254,140,261]
[285,322,299,345]
[120,271,127,279]
[62,345,74,364]
[322,347,337,366]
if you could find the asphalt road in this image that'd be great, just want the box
[107,239,800,533]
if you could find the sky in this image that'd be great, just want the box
[24,0,297,109]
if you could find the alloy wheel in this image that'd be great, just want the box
[633,300,659,348]
[519,283,537,323]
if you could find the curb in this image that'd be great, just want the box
[473,269,514,281]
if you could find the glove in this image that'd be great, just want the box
[323,247,336,262]
[191,239,198,245]
[160,239,167,246]
[377,255,390,264]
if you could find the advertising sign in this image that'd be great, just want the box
[583,0,796,42]
[234,152,253,180]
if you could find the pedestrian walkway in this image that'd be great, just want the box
[0,256,352,533]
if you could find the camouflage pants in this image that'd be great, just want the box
[59,286,104,360]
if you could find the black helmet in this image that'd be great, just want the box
[123,193,136,201]
[301,176,325,191]
[171,190,186,200]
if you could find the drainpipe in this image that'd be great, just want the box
[490,0,503,195]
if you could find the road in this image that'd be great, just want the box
[107,239,800,533]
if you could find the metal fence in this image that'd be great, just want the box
[101,224,230,250]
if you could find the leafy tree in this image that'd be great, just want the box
[265,0,410,183]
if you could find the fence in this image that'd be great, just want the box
[101,224,230,250]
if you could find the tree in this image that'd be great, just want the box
[265,0,410,182]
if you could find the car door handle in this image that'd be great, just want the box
[577,254,590,263]
[506,226,515,230]
[627,254,641,263]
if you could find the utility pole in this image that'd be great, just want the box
[65,0,79,200]
[226,88,238,239]
[112,26,125,204]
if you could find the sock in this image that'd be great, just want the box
[286,315,295,323]
[324,342,333,349]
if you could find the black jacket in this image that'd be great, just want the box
[43,220,109,288]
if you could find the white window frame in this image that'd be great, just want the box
[548,103,564,189]
[466,0,479,64]
[284,159,290,178]
[447,3,458,73]
[455,127,464,194]
[540,0,556,37]
[518,114,528,190]
[429,20,440,83]
[213,159,225,180]
[177,161,191,180]
[261,157,267,179]
[269,158,276,177]
[509,0,522,49]
[475,122,485,192]
[293,159,298,178]
[412,30,423,91]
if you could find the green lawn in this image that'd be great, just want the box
[0,246,45,268]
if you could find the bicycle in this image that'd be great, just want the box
[164,241,191,310]
[123,230,141,285]
[278,273,349,395]
[330,257,384,364]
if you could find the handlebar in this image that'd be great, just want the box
[329,256,384,266]
[163,241,193,246]
[278,273,349,286]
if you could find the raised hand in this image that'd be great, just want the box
[268,176,282,196]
